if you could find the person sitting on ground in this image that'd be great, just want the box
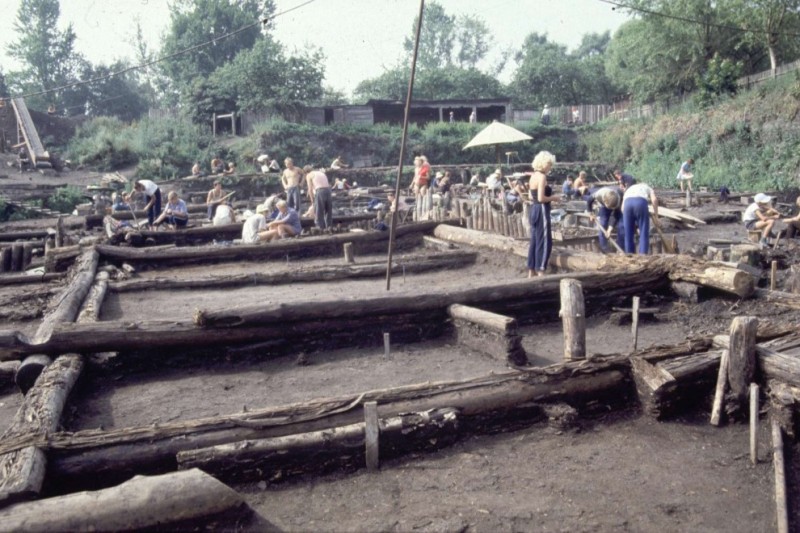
[613,169,636,192]
[261,200,302,242]
[112,192,131,212]
[134,179,162,227]
[191,161,204,178]
[153,191,189,229]
[241,203,271,244]
[573,171,588,192]
[258,154,280,174]
[562,175,575,200]
[743,193,780,248]
[330,155,348,170]
[210,157,225,174]
[782,196,800,239]
[223,161,236,175]
[206,181,227,220]
[213,201,235,226]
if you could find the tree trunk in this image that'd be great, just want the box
[109,252,477,293]
[0,469,245,531]
[176,408,459,483]
[97,221,438,267]
[560,279,586,360]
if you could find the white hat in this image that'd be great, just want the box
[257,154,269,162]
[436,171,444,178]
[256,203,269,214]
[754,193,773,204]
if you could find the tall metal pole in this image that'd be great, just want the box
[385,0,425,291]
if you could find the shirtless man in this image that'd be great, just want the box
[281,158,304,212]
[206,181,226,220]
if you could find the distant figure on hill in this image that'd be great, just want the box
[210,157,225,174]
[676,158,694,192]
[449,111,455,123]
[223,161,236,175]
[541,104,550,125]
[330,156,348,169]
[17,147,30,172]
[469,111,476,123]
[191,162,204,178]
[258,154,280,174]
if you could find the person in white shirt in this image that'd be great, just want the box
[133,179,161,227]
[241,203,270,243]
[743,193,779,247]
[622,183,660,254]
[213,202,234,226]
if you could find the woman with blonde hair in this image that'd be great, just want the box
[527,151,559,277]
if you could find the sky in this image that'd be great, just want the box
[0,0,630,98]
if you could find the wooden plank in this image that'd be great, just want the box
[364,402,379,470]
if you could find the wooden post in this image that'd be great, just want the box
[771,260,778,291]
[559,278,586,361]
[0,247,10,272]
[343,242,355,264]
[750,383,759,464]
[727,316,758,412]
[383,332,390,357]
[55,216,64,248]
[685,189,692,208]
[710,349,730,426]
[10,244,22,272]
[772,417,789,533]
[22,243,33,269]
[631,296,640,352]
[364,401,379,470]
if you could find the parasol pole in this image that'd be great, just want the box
[385,0,425,291]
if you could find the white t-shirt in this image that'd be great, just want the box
[138,180,158,196]
[622,183,653,210]
[213,204,234,226]
[743,203,762,223]
[242,214,267,243]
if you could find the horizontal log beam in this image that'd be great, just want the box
[0,273,64,287]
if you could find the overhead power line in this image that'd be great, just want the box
[598,0,800,39]
[1,0,318,104]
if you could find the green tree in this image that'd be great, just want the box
[729,0,800,71]
[5,0,82,110]
[510,33,583,108]
[159,0,276,90]
[0,70,8,98]
[403,2,456,69]
[694,53,742,107]
[354,66,505,102]
[454,15,490,69]
[82,62,149,121]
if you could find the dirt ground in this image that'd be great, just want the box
[2,183,800,531]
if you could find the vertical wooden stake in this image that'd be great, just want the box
[0,247,9,272]
[55,215,65,248]
[383,332,391,357]
[559,278,586,361]
[670,235,678,254]
[364,401,379,471]
[10,244,22,272]
[750,383,759,465]
[728,316,758,412]
[710,349,730,426]
[343,242,355,264]
[772,417,789,533]
[631,296,640,352]
[685,189,692,208]
[22,243,33,269]
[771,260,778,291]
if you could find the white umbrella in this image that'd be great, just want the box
[463,120,533,150]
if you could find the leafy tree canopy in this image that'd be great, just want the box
[354,66,506,102]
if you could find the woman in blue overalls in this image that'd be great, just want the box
[527,151,559,278]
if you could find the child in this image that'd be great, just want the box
[743,193,779,248]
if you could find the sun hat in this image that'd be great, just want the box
[436,171,444,178]
[256,203,269,214]
[754,193,773,204]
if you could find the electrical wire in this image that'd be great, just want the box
[597,0,800,39]
[0,0,318,104]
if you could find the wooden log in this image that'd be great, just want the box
[714,332,800,390]
[0,469,246,531]
[666,262,754,298]
[671,281,699,303]
[10,244,22,272]
[754,288,800,310]
[177,408,457,483]
[631,350,725,419]
[0,353,83,506]
[55,215,64,248]
[44,244,80,273]
[343,242,355,264]
[46,361,627,486]
[109,252,478,293]
[14,355,52,395]
[729,244,760,266]
[768,380,798,438]
[710,349,730,426]
[727,317,758,414]
[772,417,789,533]
[97,222,438,267]
[0,231,49,242]
[559,279,586,361]
[771,260,778,291]
[0,361,20,392]
[447,304,527,365]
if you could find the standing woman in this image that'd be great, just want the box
[527,151,559,278]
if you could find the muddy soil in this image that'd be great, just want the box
[2,186,800,531]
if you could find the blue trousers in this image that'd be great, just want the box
[598,206,623,252]
[314,187,333,229]
[286,186,300,212]
[146,189,162,226]
[623,197,650,254]
[527,203,552,271]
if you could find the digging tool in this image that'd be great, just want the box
[593,219,624,254]
[650,214,673,253]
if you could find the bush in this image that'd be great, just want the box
[47,186,87,214]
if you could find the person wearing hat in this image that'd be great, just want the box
[743,193,780,247]
[258,154,280,174]
[486,169,503,194]
[622,182,660,254]
[241,203,271,244]
[584,186,624,253]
